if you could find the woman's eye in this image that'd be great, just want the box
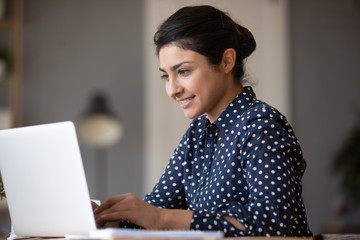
[178,69,190,76]
[160,74,169,81]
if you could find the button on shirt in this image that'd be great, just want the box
[143,87,312,237]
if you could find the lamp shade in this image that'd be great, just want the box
[77,93,123,148]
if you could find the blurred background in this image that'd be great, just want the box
[1,0,360,236]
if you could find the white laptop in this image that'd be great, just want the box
[0,121,97,237]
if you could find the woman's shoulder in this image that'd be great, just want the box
[243,100,289,125]
[221,86,289,128]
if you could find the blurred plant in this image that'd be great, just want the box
[333,118,360,205]
[0,172,5,199]
[0,49,11,65]
[0,49,11,77]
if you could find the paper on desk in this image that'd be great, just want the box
[89,228,224,239]
[65,234,93,239]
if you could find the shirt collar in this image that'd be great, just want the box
[213,86,257,133]
[198,86,257,139]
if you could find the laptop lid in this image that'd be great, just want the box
[0,121,96,237]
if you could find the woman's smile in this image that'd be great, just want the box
[177,96,195,108]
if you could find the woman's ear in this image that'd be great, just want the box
[222,48,236,74]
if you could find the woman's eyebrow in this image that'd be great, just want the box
[159,61,193,72]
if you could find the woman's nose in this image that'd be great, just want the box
[167,78,183,98]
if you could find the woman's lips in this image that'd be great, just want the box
[178,96,195,108]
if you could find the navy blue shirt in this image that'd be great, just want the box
[139,87,311,236]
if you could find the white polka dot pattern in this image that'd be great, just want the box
[141,87,311,236]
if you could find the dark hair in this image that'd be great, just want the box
[154,5,256,82]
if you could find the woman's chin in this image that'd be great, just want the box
[183,110,202,120]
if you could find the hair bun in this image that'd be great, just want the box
[235,24,256,59]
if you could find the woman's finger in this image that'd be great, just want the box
[94,195,125,214]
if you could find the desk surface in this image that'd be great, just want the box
[1,238,314,240]
[1,237,314,240]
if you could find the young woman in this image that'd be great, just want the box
[94,5,312,237]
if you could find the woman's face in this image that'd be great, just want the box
[159,44,239,122]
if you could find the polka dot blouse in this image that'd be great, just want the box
[129,87,312,236]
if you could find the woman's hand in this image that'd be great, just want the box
[94,193,193,230]
[94,193,163,229]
